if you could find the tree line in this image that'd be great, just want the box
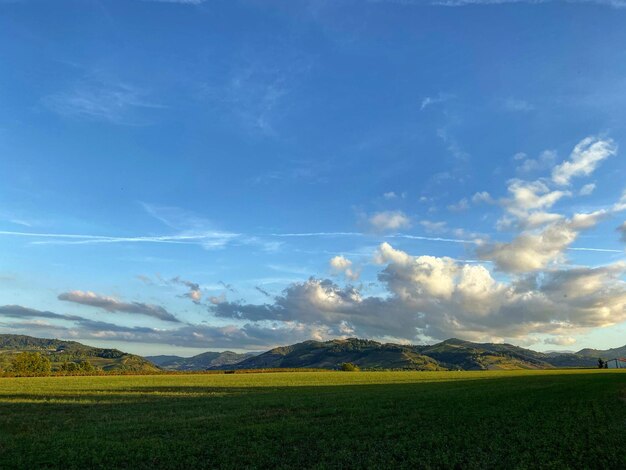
[4,352,98,376]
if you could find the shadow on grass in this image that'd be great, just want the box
[0,372,624,469]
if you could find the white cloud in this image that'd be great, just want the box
[477,214,600,273]
[43,81,163,125]
[515,150,556,174]
[447,198,469,211]
[368,210,411,232]
[208,242,626,343]
[504,179,569,215]
[544,336,577,346]
[472,191,494,204]
[579,183,596,196]
[420,92,454,110]
[552,136,617,185]
[329,255,360,281]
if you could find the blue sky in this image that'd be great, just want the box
[2,0,626,356]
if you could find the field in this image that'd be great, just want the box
[0,370,624,469]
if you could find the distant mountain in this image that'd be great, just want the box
[0,334,159,373]
[227,337,619,371]
[231,338,444,371]
[577,344,626,359]
[3,334,621,373]
[146,351,257,371]
[413,338,552,370]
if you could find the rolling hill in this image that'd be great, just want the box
[2,334,621,372]
[230,338,444,370]
[146,351,257,371]
[226,337,614,371]
[576,344,626,359]
[0,334,159,373]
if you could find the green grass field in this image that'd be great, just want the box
[0,370,624,469]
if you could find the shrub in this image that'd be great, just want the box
[340,362,360,372]
[10,352,52,376]
[59,360,97,374]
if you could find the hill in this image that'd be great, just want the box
[0,334,159,373]
[576,344,626,359]
[146,351,256,371]
[231,338,443,371]
[227,337,616,371]
[3,334,621,372]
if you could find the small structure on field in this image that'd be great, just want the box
[605,358,626,369]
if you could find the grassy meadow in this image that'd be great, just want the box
[0,369,624,469]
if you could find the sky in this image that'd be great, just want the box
[2,0,626,356]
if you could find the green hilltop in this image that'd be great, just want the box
[0,334,159,373]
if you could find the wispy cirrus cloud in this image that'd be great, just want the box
[43,80,164,125]
[368,0,626,7]
[200,49,313,137]
[0,230,238,247]
[420,92,455,111]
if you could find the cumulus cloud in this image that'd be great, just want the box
[207,242,626,343]
[57,291,180,322]
[329,255,360,281]
[367,211,411,232]
[552,136,616,186]
[211,277,417,339]
[477,211,610,273]
[504,179,569,216]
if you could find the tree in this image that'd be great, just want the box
[59,361,80,372]
[340,362,360,371]
[78,360,95,373]
[59,360,96,374]
[10,352,51,376]
[598,358,605,369]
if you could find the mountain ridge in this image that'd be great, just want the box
[2,334,624,372]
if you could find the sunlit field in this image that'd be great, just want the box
[1,370,624,468]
